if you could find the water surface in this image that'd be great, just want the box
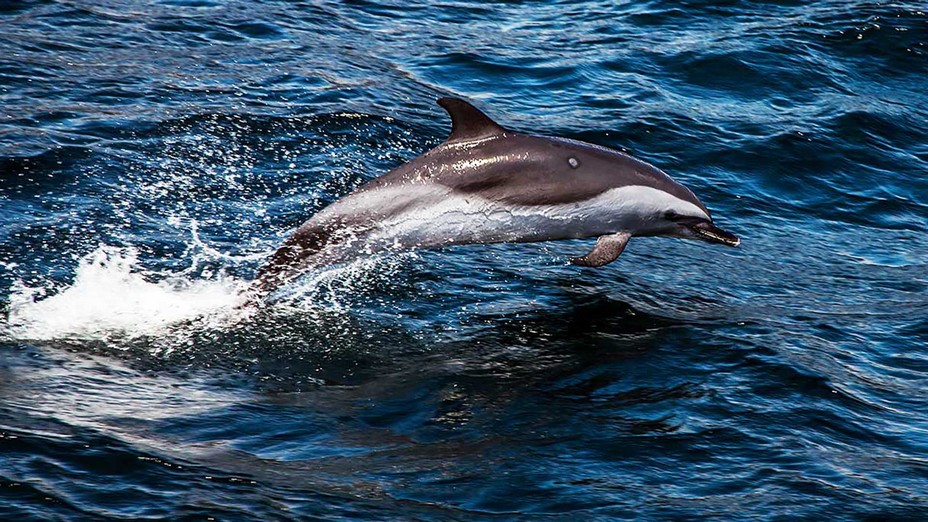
[1,1,927,519]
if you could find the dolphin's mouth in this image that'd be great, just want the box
[685,221,740,247]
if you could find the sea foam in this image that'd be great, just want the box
[3,244,411,344]
[4,246,250,342]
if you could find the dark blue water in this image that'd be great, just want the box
[2,1,927,519]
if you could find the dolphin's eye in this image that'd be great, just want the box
[567,157,579,169]
[664,210,680,221]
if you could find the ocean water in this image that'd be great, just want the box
[1,0,927,519]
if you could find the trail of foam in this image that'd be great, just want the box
[4,246,250,342]
[2,245,413,344]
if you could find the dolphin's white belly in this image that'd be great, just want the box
[319,183,689,252]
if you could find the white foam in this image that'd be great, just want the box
[4,246,251,342]
[2,242,412,345]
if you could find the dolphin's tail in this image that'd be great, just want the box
[247,216,379,303]
[246,222,335,302]
[251,243,305,296]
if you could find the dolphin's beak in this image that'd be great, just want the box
[684,220,740,247]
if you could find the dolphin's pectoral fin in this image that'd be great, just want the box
[570,232,631,268]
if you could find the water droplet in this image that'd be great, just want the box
[568,157,579,168]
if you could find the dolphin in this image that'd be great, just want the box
[251,98,739,297]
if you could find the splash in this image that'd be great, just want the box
[4,246,250,342]
[270,250,416,309]
[2,244,415,345]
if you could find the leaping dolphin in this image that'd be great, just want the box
[251,98,739,297]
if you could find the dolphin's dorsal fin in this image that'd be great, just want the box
[437,97,506,142]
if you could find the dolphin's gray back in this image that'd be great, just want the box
[356,132,709,216]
